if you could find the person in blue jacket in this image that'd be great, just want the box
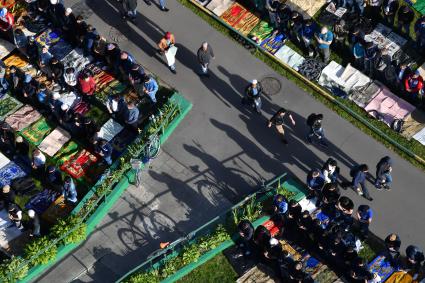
[306,169,325,203]
[143,75,158,104]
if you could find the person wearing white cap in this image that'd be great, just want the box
[62,7,76,42]
[58,103,73,126]
[0,7,14,41]
[197,42,215,77]
[27,209,41,237]
[242,79,263,113]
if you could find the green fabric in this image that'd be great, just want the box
[20,118,54,146]
[85,105,109,126]
[413,0,425,14]
[249,21,274,43]
[0,94,23,120]
[52,141,80,166]
[96,80,128,104]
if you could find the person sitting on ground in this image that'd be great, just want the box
[0,122,15,155]
[36,83,50,108]
[306,168,325,202]
[38,46,53,79]
[49,57,64,88]
[0,185,15,210]
[27,209,40,237]
[8,203,22,228]
[94,138,113,165]
[356,204,373,239]
[405,245,424,278]
[397,5,415,36]
[322,158,339,184]
[237,219,254,256]
[22,74,37,102]
[63,67,78,92]
[8,65,24,95]
[78,71,96,97]
[124,100,139,128]
[45,165,63,192]
[242,79,263,113]
[272,194,288,215]
[82,24,98,56]
[62,176,77,203]
[32,149,46,176]
[143,75,158,104]
[384,233,401,268]
[26,36,38,63]
[106,94,125,119]
[349,164,373,201]
[404,70,424,101]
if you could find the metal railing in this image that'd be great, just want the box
[116,172,289,282]
[3,99,181,282]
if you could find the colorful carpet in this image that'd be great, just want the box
[0,152,10,170]
[4,53,30,69]
[5,105,42,131]
[42,195,73,224]
[49,39,73,60]
[35,28,61,47]
[279,239,302,261]
[385,271,413,283]
[220,3,248,27]
[72,100,90,115]
[0,94,23,120]
[85,105,109,126]
[52,141,80,166]
[60,149,98,180]
[249,21,274,44]
[20,117,54,146]
[97,119,124,142]
[401,109,425,139]
[260,33,287,55]
[206,0,235,16]
[0,39,15,59]
[25,189,58,215]
[368,255,394,282]
[233,12,261,36]
[0,162,26,188]
[38,127,71,157]
[96,79,128,104]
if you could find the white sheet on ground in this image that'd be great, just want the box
[274,45,305,71]
[413,127,425,146]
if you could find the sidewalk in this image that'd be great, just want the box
[38,0,425,282]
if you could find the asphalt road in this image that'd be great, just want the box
[37,0,425,282]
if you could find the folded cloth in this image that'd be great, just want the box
[49,39,73,60]
[62,48,91,72]
[59,91,79,108]
[249,21,274,44]
[0,162,26,188]
[318,61,346,90]
[0,94,23,120]
[274,45,305,71]
[25,189,58,215]
[349,81,381,108]
[220,2,248,27]
[206,0,235,16]
[42,195,74,224]
[260,33,287,55]
[5,105,42,131]
[368,255,394,282]
[97,119,124,142]
[35,28,61,47]
[20,117,54,146]
[0,39,16,60]
[0,152,10,170]
[340,64,372,91]
[52,141,80,166]
[60,149,98,180]
[233,11,261,36]
[401,110,425,139]
[38,127,71,157]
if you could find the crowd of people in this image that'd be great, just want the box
[236,154,424,282]
[262,0,425,106]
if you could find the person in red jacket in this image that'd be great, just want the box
[78,72,96,96]
[404,70,424,101]
[0,8,14,42]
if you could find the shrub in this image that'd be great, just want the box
[0,256,29,282]
[50,215,87,245]
[24,236,57,265]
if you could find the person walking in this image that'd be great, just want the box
[197,42,215,77]
[306,113,327,147]
[349,164,373,201]
[268,108,296,144]
[315,26,333,64]
[375,156,392,190]
[242,79,262,113]
[158,32,177,74]
[121,0,137,23]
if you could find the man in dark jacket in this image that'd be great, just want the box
[49,57,64,87]
[405,245,424,277]
[382,0,399,26]
[105,43,121,74]
[350,164,373,201]
[242,79,262,113]
[47,0,65,28]
[237,220,254,255]
[384,233,401,268]
[122,0,138,23]
[0,122,15,155]
[197,42,214,77]
[397,6,415,36]
[82,25,98,56]
[306,113,327,146]
[95,138,113,165]
[375,156,392,190]
[364,41,378,78]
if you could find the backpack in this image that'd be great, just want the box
[306,113,317,126]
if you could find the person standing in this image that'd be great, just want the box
[382,0,399,27]
[375,156,392,190]
[158,0,169,11]
[356,205,373,239]
[315,26,333,64]
[121,0,137,23]
[300,19,317,57]
[197,42,215,77]
[397,6,415,37]
[405,245,424,279]
[27,209,41,237]
[158,32,177,74]
[322,158,339,184]
[124,100,140,129]
[143,75,158,104]
[415,16,425,48]
[384,233,401,268]
[364,42,378,78]
[0,8,14,42]
[306,113,327,147]
[267,108,296,144]
[62,176,78,203]
[306,169,325,202]
[95,138,113,165]
[32,149,46,177]
[350,164,373,201]
[242,79,262,113]
[366,0,383,23]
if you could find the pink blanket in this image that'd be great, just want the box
[4,105,42,131]
[364,87,415,126]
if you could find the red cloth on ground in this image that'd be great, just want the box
[0,12,14,31]
[78,76,96,95]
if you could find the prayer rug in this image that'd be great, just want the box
[0,208,22,250]
[4,52,30,69]
[364,87,415,127]
[49,39,73,60]
[368,255,394,282]
[122,89,140,104]
[52,140,80,166]
[249,21,274,44]
[260,32,287,54]
[220,3,248,27]
[279,239,302,261]
[0,0,16,9]
[0,161,26,187]
[274,45,305,71]
[25,189,58,215]
[0,152,10,170]
[38,127,71,157]
[60,149,98,180]
[206,0,235,16]
[0,39,15,59]
[62,48,91,72]
[5,105,42,131]
[59,91,79,108]
[413,126,425,146]
[386,271,413,283]
[20,117,54,146]
[286,0,326,18]
[304,256,323,278]
[42,195,73,224]
[318,61,346,90]
[349,81,381,108]
[96,79,128,104]
[72,100,90,115]
[85,105,109,126]
[97,119,124,142]
[233,11,260,36]
[35,28,61,47]
[401,109,425,139]
[0,94,23,120]
[95,71,115,91]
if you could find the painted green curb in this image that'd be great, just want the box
[17,93,192,283]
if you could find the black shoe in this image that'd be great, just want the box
[130,17,137,24]
[365,196,373,201]
[161,7,169,11]
[145,0,152,5]
[171,69,176,74]
[282,138,288,145]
